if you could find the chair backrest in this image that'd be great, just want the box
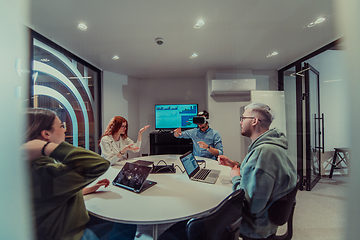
[186,189,245,240]
[268,176,300,226]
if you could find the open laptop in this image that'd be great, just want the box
[179,151,220,184]
[112,162,157,193]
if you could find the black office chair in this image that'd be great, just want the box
[240,176,301,240]
[186,189,245,240]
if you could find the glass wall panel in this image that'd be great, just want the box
[284,66,297,169]
[31,32,101,151]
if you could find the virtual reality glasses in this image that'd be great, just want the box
[193,116,208,125]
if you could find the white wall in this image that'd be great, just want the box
[138,78,206,155]
[0,0,34,239]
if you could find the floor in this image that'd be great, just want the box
[134,174,348,240]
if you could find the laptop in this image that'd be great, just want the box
[112,162,157,193]
[179,151,220,184]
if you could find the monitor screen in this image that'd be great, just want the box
[155,103,198,130]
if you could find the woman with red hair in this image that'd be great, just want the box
[99,116,150,165]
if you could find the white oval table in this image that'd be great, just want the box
[84,154,233,239]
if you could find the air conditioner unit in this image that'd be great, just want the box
[211,79,256,97]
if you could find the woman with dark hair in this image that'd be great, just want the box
[99,116,150,165]
[23,108,136,240]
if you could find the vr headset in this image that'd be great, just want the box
[193,111,210,125]
[193,116,207,125]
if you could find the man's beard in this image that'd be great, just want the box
[241,128,251,138]
[199,123,208,131]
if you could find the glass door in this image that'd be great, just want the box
[304,62,322,190]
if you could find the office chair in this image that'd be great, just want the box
[240,176,301,240]
[186,189,245,240]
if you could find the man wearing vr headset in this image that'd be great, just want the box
[173,110,223,160]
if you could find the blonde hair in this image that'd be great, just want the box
[245,103,275,127]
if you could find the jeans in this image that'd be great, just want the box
[82,215,137,240]
[81,228,99,240]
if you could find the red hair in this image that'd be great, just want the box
[99,116,128,146]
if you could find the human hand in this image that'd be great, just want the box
[218,155,237,168]
[139,125,150,134]
[83,179,110,195]
[174,128,182,137]
[122,144,140,153]
[197,141,208,149]
[230,165,240,178]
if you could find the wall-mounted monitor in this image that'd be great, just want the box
[155,104,198,130]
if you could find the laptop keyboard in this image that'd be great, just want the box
[194,169,211,180]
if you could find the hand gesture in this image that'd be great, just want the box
[83,179,110,195]
[218,155,237,168]
[197,141,208,149]
[122,143,140,153]
[174,127,182,137]
[139,125,150,134]
[230,165,241,178]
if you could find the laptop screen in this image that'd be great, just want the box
[113,162,152,192]
[180,151,199,176]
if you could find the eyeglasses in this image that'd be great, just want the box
[120,125,127,129]
[240,117,261,122]
[53,122,67,131]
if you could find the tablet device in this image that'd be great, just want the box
[112,162,157,193]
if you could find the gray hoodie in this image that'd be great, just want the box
[232,128,297,238]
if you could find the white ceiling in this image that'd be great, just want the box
[30,0,342,79]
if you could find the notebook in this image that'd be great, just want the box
[179,151,220,184]
[112,162,157,193]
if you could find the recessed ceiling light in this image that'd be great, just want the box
[189,53,198,59]
[307,22,316,28]
[307,17,325,28]
[77,23,87,31]
[315,17,326,24]
[194,20,205,29]
[112,55,119,60]
[267,52,278,58]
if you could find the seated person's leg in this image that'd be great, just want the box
[86,214,137,240]
[81,228,99,240]
[157,220,188,240]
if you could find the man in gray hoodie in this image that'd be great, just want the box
[218,103,297,239]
